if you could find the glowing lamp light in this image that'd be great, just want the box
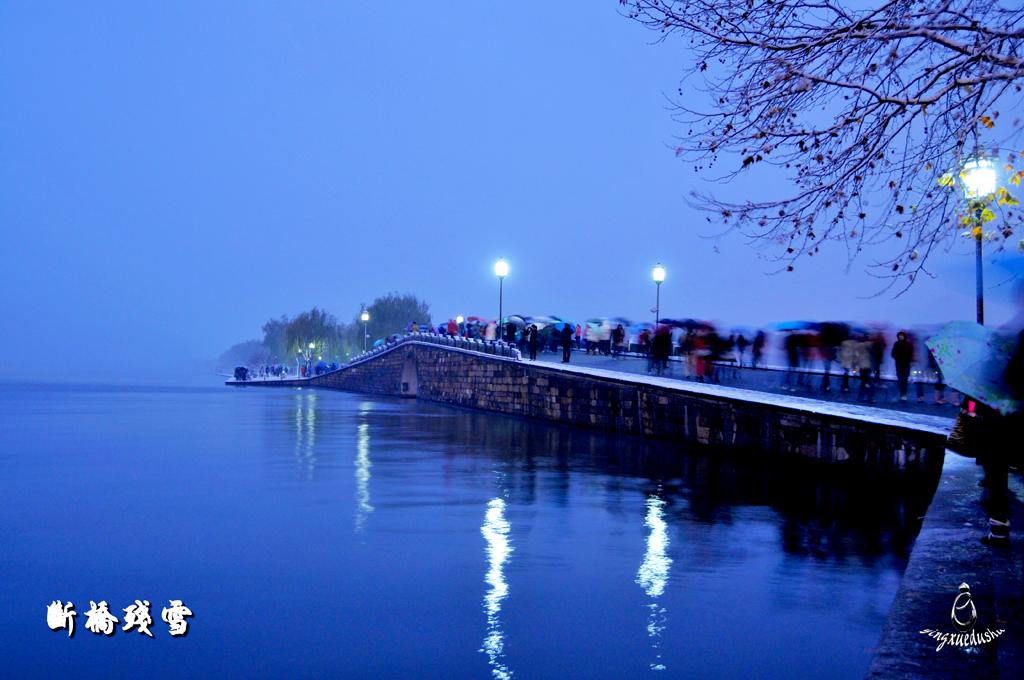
[456,315,464,324]
[360,310,370,323]
[652,263,666,284]
[494,258,509,279]
[308,342,316,349]
[962,156,997,199]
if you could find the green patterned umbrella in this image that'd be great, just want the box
[926,321,1022,415]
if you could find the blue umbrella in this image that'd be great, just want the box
[926,321,1022,415]
[771,320,821,332]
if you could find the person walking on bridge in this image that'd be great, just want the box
[585,323,598,355]
[752,330,766,369]
[560,324,573,363]
[855,335,876,403]
[612,324,625,358]
[781,332,803,391]
[527,325,539,361]
[891,331,914,401]
[736,333,749,368]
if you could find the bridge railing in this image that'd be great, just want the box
[348,332,522,365]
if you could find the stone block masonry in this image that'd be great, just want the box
[230,339,950,470]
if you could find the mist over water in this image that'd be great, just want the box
[0,383,936,678]
[2,2,1022,384]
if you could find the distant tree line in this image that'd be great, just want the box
[218,292,431,369]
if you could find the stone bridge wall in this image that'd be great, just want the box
[232,338,948,470]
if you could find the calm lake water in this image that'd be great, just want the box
[0,382,937,678]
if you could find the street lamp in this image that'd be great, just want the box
[961,154,998,325]
[651,263,666,327]
[494,258,509,328]
[360,309,370,351]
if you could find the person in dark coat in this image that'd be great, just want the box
[818,322,847,392]
[527,325,539,361]
[975,328,1024,547]
[781,332,803,390]
[560,324,573,363]
[612,324,625,358]
[736,333,749,368]
[752,330,766,369]
[651,328,672,375]
[891,331,914,401]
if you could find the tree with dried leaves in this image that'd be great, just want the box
[622,0,1024,291]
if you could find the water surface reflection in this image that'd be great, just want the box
[0,385,941,679]
[636,493,671,672]
[481,498,513,679]
[355,415,373,533]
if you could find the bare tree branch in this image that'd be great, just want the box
[621,0,1024,290]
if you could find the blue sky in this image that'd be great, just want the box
[1,2,1019,379]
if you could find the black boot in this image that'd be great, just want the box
[981,518,1010,548]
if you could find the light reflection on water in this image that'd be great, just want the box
[636,493,671,672]
[480,498,513,679]
[355,416,374,533]
[0,384,942,679]
[293,391,317,479]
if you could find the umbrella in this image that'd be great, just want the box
[771,320,820,332]
[504,315,527,327]
[661,318,716,331]
[818,321,851,345]
[926,321,1022,415]
[372,338,385,348]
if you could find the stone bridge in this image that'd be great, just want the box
[228,333,951,471]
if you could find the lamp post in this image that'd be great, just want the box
[494,259,509,328]
[360,309,370,351]
[961,154,997,325]
[651,263,666,327]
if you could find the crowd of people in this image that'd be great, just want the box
[234,359,342,381]
[411,316,957,404]
[774,325,950,404]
